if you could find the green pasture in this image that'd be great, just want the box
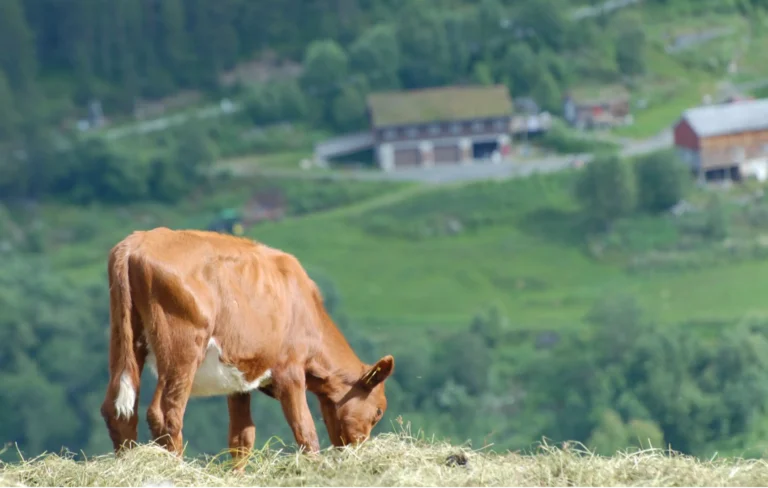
[245,173,768,337]
[36,166,768,346]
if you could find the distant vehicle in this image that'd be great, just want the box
[206,208,244,236]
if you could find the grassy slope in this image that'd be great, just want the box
[38,177,411,287]
[609,6,768,138]
[246,176,768,339]
[3,433,768,487]
[41,169,768,344]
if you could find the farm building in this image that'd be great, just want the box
[673,98,768,181]
[562,86,632,130]
[367,85,515,170]
[313,85,552,171]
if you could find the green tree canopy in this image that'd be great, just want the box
[575,154,637,229]
[348,24,401,91]
[635,149,690,213]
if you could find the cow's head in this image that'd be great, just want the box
[320,354,394,447]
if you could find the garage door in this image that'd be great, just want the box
[394,148,420,168]
[434,145,460,165]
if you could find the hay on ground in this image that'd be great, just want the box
[2,431,768,487]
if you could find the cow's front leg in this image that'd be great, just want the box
[274,368,320,453]
[227,392,255,472]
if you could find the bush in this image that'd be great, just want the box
[539,119,620,155]
[635,149,690,214]
[244,80,308,126]
[575,154,637,229]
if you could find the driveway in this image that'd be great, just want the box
[219,125,674,185]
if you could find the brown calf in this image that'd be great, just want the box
[100,227,394,466]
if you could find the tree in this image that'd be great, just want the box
[348,24,400,91]
[174,123,215,186]
[0,0,41,128]
[512,294,768,456]
[475,0,506,56]
[157,0,193,87]
[245,80,308,125]
[0,70,19,141]
[587,409,629,455]
[471,62,494,85]
[575,154,637,229]
[531,67,562,113]
[635,149,690,213]
[614,12,647,76]
[331,80,369,132]
[55,137,149,204]
[301,39,349,126]
[518,0,569,51]
[185,0,240,87]
[498,43,538,94]
[147,154,189,203]
[626,418,665,450]
[586,294,652,362]
[0,0,38,95]
[442,12,472,82]
[0,258,106,457]
[470,306,507,348]
[587,410,665,455]
[301,39,349,99]
[396,3,452,88]
[432,329,491,396]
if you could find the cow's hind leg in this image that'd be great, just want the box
[146,325,200,456]
[227,392,255,471]
[101,332,147,453]
[147,363,197,455]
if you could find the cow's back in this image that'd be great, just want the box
[121,228,321,372]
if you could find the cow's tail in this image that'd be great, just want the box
[105,241,140,420]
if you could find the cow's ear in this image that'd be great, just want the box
[360,355,395,390]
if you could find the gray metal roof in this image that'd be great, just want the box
[314,131,374,160]
[681,98,768,138]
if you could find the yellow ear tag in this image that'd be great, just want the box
[365,366,381,384]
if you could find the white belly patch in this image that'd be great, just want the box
[145,338,272,398]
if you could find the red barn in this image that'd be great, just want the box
[673,98,768,181]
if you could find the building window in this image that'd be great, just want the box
[493,119,506,131]
[450,123,461,135]
[428,124,441,136]
[383,129,397,141]
[405,126,419,138]
[471,121,484,133]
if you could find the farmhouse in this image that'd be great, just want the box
[313,85,551,171]
[368,85,515,170]
[562,86,632,130]
[673,98,768,181]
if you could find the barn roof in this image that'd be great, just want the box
[681,98,768,138]
[367,85,513,128]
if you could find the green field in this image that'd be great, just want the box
[247,179,768,338]
[40,167,768,346]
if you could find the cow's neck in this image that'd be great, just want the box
[306,314,366,403]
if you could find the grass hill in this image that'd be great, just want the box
[26,163,768,344]
[243,172,768,339]
[2,432,768,487]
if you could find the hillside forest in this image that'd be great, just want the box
[4,0,768,465]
